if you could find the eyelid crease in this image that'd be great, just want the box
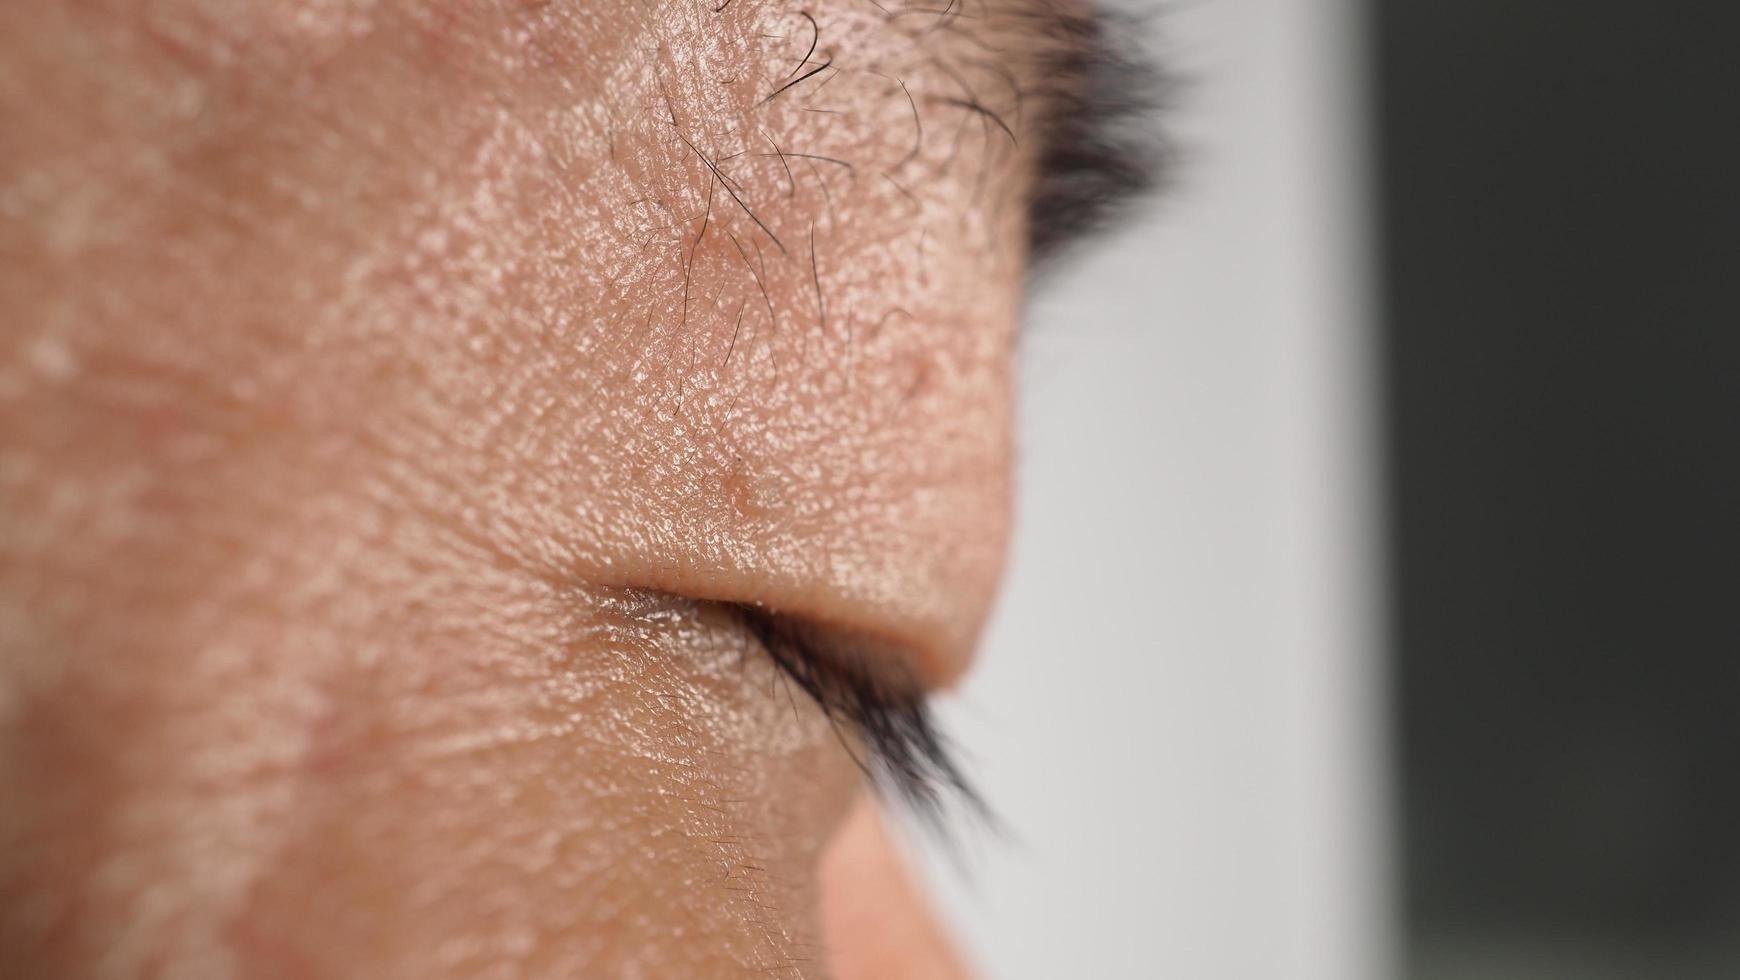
[721,601,993,837]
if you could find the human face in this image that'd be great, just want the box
[0,2,1156,976]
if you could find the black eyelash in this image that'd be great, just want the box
[1025,5,1173,267]
[727,603,990,834]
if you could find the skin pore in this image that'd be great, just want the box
[0,0,1062,976]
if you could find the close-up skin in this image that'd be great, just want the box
[0,1,1157,976]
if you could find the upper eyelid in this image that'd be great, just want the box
[723,601,932,697]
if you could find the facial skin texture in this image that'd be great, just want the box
[0,1,1047,976]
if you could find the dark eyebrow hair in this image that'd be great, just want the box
[1020,3,1172,268]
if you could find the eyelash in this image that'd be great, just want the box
[725,602,989,833]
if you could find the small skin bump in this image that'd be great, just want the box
[720,454,773,522]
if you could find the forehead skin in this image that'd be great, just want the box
[0,1,1042,977]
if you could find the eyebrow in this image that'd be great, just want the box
[1017,3,1172,266]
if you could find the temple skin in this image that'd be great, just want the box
[0,1,1041,975]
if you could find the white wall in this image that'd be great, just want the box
[910,1,1392,976]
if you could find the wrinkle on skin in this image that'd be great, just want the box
[1,0,1042,975]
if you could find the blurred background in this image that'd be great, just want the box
[912,0,1740,977]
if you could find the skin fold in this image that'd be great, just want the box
[0,1,1044,976]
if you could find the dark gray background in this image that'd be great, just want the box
[1376,1,1740,975]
